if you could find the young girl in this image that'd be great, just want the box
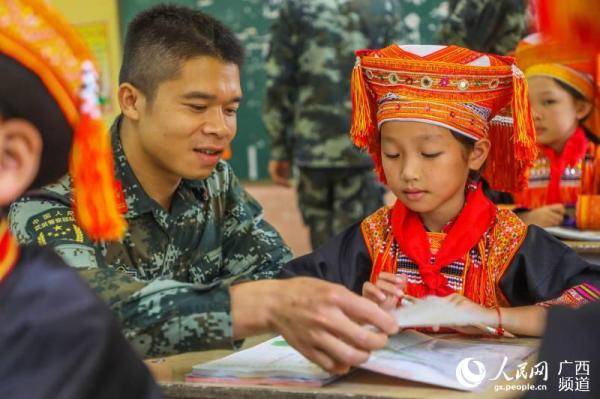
[281,44,600,337]
[507,34,600,227]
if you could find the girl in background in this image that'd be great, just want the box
[509,33,599,227]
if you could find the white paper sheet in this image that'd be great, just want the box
[391,296,485,328]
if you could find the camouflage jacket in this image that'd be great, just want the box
[9,117,292,357]
[436,0,529,55]
[262,0,406,168]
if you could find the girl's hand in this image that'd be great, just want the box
[443,294,497,335]
[519,204,565,227]
[362,272,407,311]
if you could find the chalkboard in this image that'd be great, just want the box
[118,0,448,180]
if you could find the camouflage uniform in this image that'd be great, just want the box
[436,0,529,55]
[297,168,384,248]
[9,116,292,357]
[263,0,406,248]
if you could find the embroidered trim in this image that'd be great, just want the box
[515,153,585,207]
[361,207,527,307]
[485,209,528,307]
[537,283,600,308]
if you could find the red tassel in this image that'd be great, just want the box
[485,116,516,191]
[485,77,538,194]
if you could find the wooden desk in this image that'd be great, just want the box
[149,335,540,399]
[496,205,600,263]
[564,240,600,265]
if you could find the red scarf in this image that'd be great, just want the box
[391,185,497,297]
[543,127,589,204]
[0,220,19,285]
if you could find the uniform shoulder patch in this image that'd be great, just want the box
[25,208,88,246]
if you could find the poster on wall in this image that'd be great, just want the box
[75,21,116,119]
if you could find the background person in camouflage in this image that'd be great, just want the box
[8,5,398,373]
[262,0,410,249]
[436,0,530,55]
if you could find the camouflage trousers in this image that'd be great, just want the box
[297,167,385,249]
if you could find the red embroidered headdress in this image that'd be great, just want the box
[350,44,537,193]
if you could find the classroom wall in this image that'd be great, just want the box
[49,0,122,124]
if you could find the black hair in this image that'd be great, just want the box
[451,131,476,151]
[119,4,244,101]
[450,130,483,181]
[553,78,599,144]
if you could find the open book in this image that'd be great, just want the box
[187,331,535,391]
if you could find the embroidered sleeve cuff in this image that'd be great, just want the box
[536,283,600,308]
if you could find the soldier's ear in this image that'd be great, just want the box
[0,118,42,205]
[119,83,145,121]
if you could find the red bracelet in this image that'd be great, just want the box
[495,306,505,336]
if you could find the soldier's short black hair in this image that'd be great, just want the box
[119,4,244,101]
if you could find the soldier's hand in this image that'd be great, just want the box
[273,278,398,374]
[268,160,292,187]
[230,278,398,374]
[271,278,398,374]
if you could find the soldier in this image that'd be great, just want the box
[436,0,530,55]
[263,0,408,249]
[0,0,161,397]
[8,4,398,373]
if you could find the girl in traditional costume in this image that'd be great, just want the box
[506,34,600,228]
[281,43,600,337]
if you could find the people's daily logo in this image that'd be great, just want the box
[456,357,487,388]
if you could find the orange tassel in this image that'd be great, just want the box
[69,61,126,242]
[583,54,600,140]
[593,145,600,195]
[70,115,126,241]
[350,58,376,148]
[369,235,395,284]
[510,67,538,191]
[581,143,595,195]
